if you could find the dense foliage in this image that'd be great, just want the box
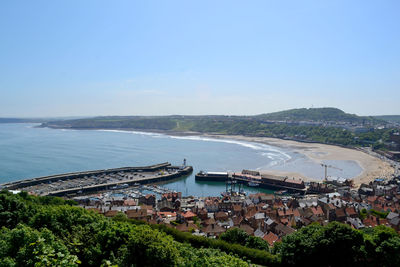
[274,222,400,267]
[219,228,269,250]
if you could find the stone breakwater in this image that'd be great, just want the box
[0,162,193,196]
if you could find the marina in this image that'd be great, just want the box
[0,162,193,197]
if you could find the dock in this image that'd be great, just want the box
[195,170,307,194]
[1,162,193,196]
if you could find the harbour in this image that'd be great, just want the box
[0,162,193,197]
[0,123,395,197]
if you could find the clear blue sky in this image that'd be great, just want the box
[1,0,399,117]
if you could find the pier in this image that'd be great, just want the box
[195,170,307,194]
[1,162,193,197]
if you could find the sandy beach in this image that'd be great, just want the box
[203,134,396,188]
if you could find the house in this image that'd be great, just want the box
[232,204,243,216]
[158,211,177,220]
[333,208,346,222]
[345,206,358,218]
[139,194,156,207]
[203,224,226,237]
[162,192,181,202]
[363,215,379,228]
[387,212,400,230]
[126,208,148,221]
[249,212,265,229]
[239,223,255,235]
[254,228,265,238]
[214,211,229,221]
[346,217,364,229]
[176,222,198,232]
[310,206,325,218]
[218,201,233,211]
[196,208,209,220]
[205,199,219,212]
[158,198,175,211]
[274,223,296,237]
[178,210,196,222]
[264,217,277,232]
[123,199,137,206]
[232,215,243,226]
[389,217,400,230]
[202,217,216,226]
[263,232,279,247]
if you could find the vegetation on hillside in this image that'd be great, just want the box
[375,115,400,124]
[41,108,399,148]
[256,107,383,124]
[1,191,400,266]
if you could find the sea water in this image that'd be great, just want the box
[0,123,362,196]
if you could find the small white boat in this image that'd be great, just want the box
[248,181,260,187]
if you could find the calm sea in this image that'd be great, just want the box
[0,123,362,196]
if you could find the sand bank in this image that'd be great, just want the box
[202,134,395,187]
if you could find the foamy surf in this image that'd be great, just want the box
[93,129,292,165]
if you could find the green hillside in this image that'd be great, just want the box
[39,108,398,148]
[256,107,383,124]
[374,115,400,124]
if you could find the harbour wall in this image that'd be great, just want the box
[1,162,173,190]
[47,165,193,196]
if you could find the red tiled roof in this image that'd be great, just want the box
[311,206,324,216]
[263,232,279,246]
[345,207,357,216]
[182,211,196,218]
[124,199,137,206]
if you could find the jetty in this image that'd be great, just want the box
[1,162,193,196]
[195,169,307,194]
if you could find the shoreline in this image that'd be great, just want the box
[42,126,396,188]
[201,134,395,187]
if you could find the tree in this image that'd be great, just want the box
[219,228,269,250]
[364,225,400,267]
[279,222,366,266]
